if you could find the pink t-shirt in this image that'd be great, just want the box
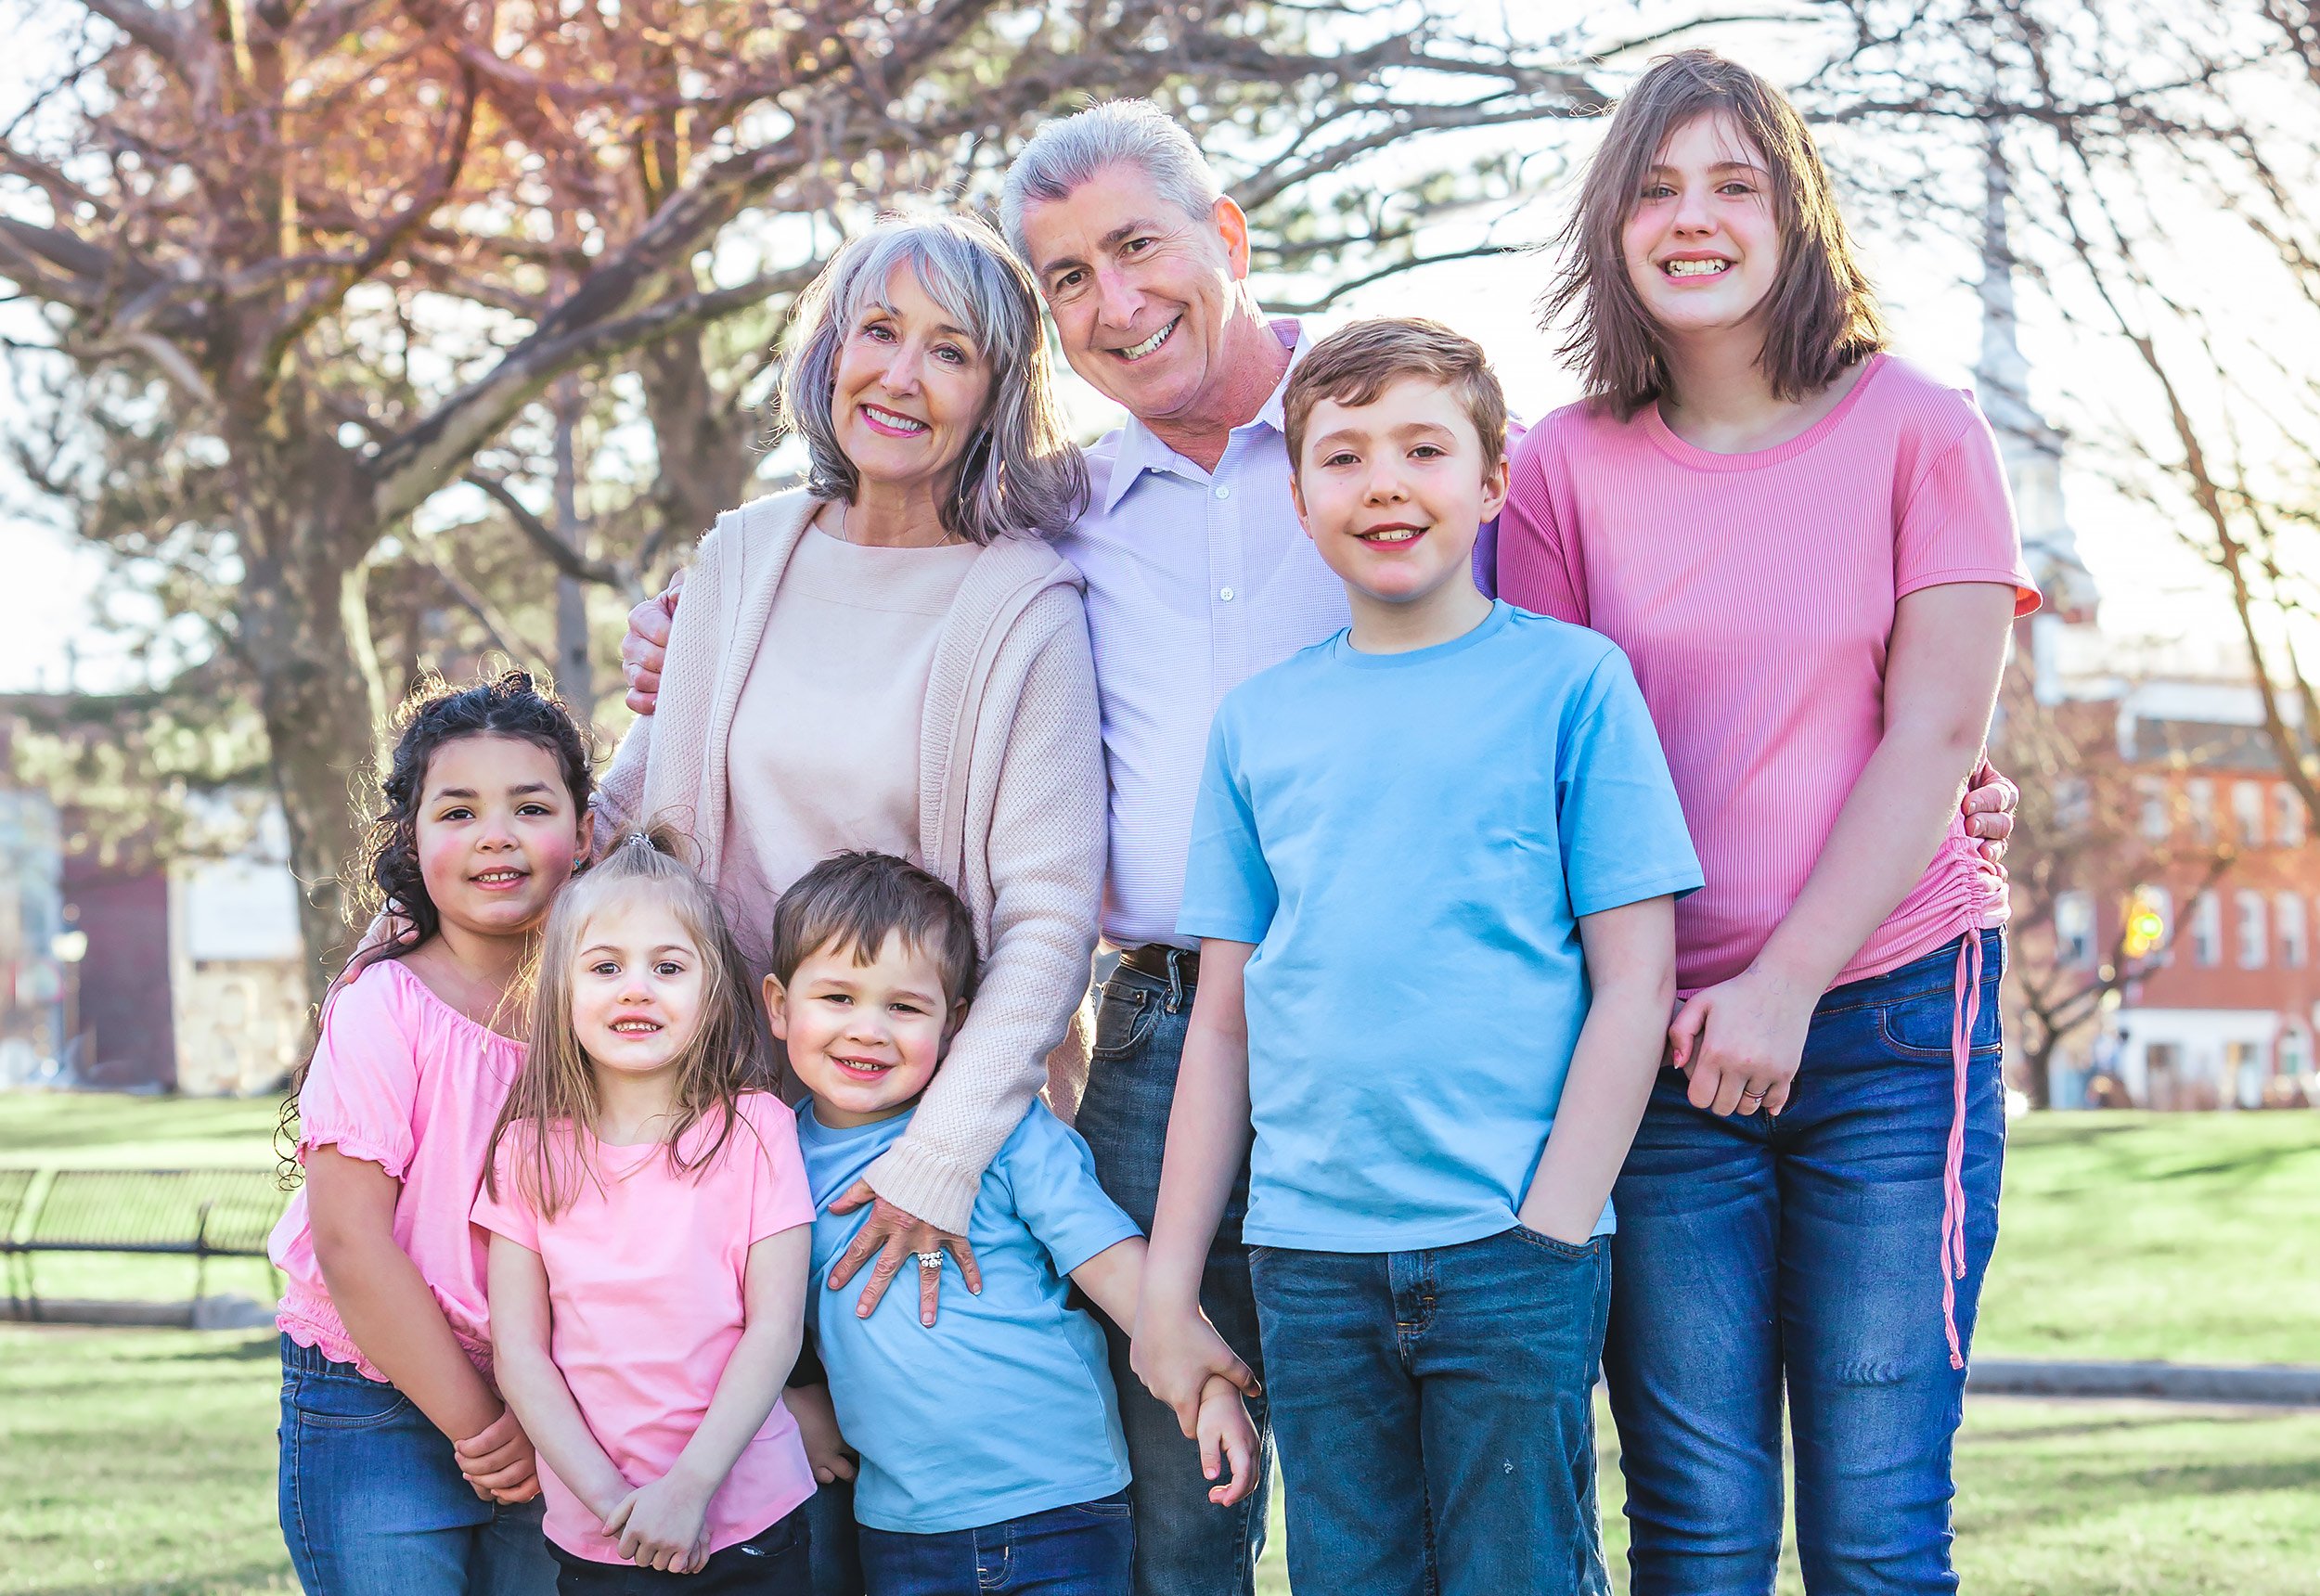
[470,1091,818,1563]
[1499,354,2040,992]
[269,956,520,1380]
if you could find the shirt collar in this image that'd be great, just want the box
[1100,316,1308,514]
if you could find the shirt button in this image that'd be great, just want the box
[1219,586,1236,602]
[1214,485,1231,500]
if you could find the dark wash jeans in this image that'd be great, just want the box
[1073,961,1273,1596]
[549,1505,812,1595]
[277,1333,559,1596]
[857,1491,1133,1596]
[1250,1229,1613,1596]
[1605,930,2006,1596]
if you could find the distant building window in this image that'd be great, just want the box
[2279,787,2307,848]
[2192,890,2222,967]
[2235,781,2264,846]
[2236,891,2267,969]
[2279,895,2308,970]
[2187,779,2215,844]
[2281,1026,2311,1080]
[2137,778,2170,842]
[2055,892,2095,969]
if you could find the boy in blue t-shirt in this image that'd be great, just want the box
[1129,319,1703,1595]
[765,851,1256,1595]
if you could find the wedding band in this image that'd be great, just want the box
[1741,1087,1766,1103]
[914,1249,945,1273]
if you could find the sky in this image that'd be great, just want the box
[0,9,2261,694]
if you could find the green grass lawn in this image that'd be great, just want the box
[4,1325,2313,1596]
[4,1097,2318,1590]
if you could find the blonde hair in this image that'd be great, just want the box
[485,826,767,1219]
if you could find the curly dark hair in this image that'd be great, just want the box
[277,668,594,1182]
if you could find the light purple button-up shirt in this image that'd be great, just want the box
[1053,318,1350,949]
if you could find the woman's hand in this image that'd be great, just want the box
[825,1184,982,1326]
[451,1408,541,1504]
[1131,1306,1260,1438]
[1668,964,1819,1117]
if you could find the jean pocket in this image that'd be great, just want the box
[1875,985,2002,1062]
[286,1370,413,1429]
[1067,1493,1134,1520]
[1090,986,1158,1061]
[1510,1226,1605,1262]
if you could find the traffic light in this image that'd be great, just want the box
[2121,888,2168,959]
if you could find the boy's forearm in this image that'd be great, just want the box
[1518,898,1677,1241]
[1069,1236,1148,1330]
[1142,950,1256,1318]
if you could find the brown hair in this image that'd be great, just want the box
[485,825,767,1219]
[1545,49,1887,417]
[1282,317,1509,471]
[767,851,981,1010]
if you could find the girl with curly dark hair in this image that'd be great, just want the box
[266,669,592,1596]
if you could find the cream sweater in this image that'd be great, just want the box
[599,488,1106,1233]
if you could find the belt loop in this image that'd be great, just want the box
[1164,948,1187,1014]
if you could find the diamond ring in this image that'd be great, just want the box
[914,1249,945,1273]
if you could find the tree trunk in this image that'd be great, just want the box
[228,427,389,1007]
[551,380,593,717]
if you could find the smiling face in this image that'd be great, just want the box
[569,894,707,1085]
[412,733,586,944]
[766,931,964,1127]
[1620,110,1782,345]
[1017,162,1251,424]
[1291,375,1508,610]
[831,264,997,498]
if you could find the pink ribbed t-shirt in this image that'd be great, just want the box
[1499,354,2040,993]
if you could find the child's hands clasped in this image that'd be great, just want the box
[453,1409,542,1504]
[1195,1374,1258,1507]
[607,1471,716,1574]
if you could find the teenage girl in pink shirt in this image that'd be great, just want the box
[269,671,593,1595]
[476,830,818,1591]
[1496,52,2039,1596]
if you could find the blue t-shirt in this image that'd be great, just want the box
[796,1099,1139,1534]
[1177,599,1703,1252]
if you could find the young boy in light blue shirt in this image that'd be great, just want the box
[767,851,1255,1596]
[1130,319,1703,1596]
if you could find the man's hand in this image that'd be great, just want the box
[620,567,684,715]
[1195,1374,1259,1507]
[1962,756,2017,867]
[606,1471,715,1574]
[452,1408,541,1504]
[825,1184,982,1326]
[1130,1306,1260,1438]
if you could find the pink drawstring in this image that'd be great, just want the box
[1940,932,1982,1371]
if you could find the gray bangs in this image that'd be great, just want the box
[1000,100,1222,264]
[777,212,1089,544]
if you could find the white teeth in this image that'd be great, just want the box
[1665,259,1730,277]
[1361,529,1421,543]
[864,405,928,433]
[1119,318,1178,360]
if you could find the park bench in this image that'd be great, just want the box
[2,1167,288,1318]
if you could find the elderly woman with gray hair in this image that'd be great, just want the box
[599,212,1104,1327]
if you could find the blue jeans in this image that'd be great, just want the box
[857,1492,1133,1596]
[277,1333,559,1596]
[548,1504,812,1594]
[1605,930,2007,1596]
[1075,963,1272,1596]
[1250,1229,1613,1596]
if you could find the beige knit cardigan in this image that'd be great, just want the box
[598,488,1106,1234]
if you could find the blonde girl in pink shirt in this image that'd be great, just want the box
[269,671,594,1596]
[477,830,818,1591]
[1496,51,2039,1596]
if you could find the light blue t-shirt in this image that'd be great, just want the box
[796,1099,1139,1534]
[1177,600,1703,1253]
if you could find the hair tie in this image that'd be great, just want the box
[625,830,651,848]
